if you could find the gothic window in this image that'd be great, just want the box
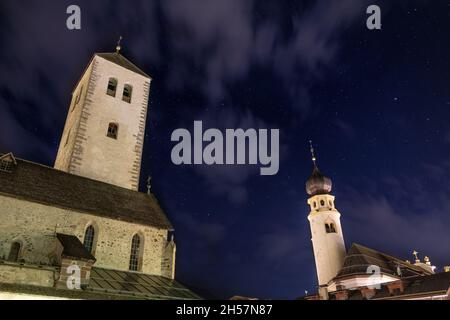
[8,242,21,262]
[107,123,118,139]
[83,225,95,254]
[122,84,132,103]
[107,78,118,97]
[0,159,13,173]
[129,234,141,272]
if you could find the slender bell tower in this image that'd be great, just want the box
[306,141,346,293]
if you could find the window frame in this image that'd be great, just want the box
[107,123,119,140]
[0,160,13,173]
[107,78,118,97]
[129,233,143,272]
[8,241,22,262]
[122,84,132,103]
[83,225,96,255]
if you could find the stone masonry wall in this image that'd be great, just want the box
[0,195,175,277]
[54,62,93,172]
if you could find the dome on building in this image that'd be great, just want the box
[305,164,332,196]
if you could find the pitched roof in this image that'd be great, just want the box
[96,52,151,78]
[334,243,433,280]
[0,153,17,165]
[86,267,202,300]
[0,156,173,230]
[338,272,450,300]
[57,233,96,262]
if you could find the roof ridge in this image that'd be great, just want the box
[95,52,151,78]
[0,156,173,230]
[349,243,432,274]
[14,156,145,194]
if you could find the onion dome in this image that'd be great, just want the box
[305,141,332,196]
[306,163,332,196]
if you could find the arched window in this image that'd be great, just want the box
[83,225,95,254]
[129,234,141,271]
[107,78,118,97]
[122,84,132,103]
[325,222,337,234]
[8,242,21,262]
[330,223,337,233]
[107,123,118,139]
[320,200,325,206]
[313,201,317,208]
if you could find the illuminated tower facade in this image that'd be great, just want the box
[306,142,346,291]
[54,43,151,191]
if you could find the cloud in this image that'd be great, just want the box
[162,0,372,113]
[0,0,160,162]
[338,160,450,269]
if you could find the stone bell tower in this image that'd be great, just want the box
[306,142,346,293]
[55,41,151,191]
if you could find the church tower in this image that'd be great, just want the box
[306,142,346,292]
[55,42,151,191]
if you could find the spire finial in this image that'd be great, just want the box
[412,250,420,263]
[147,176,152,194]
[116,36,123,54]
[309,140,317,166]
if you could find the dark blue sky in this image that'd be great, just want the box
[1,0,450,299]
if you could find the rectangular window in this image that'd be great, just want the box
[107,123,118,139]
[0,160,13,173]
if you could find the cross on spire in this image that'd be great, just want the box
[412,250,420,263]
[309,140,317,166]
[116,36,123,54]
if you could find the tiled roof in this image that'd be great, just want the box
[0,156,173,230]
[96,52,150,78]
[334,243,433,280]
[339,272,450,300]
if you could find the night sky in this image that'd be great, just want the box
[1,0,450,299]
